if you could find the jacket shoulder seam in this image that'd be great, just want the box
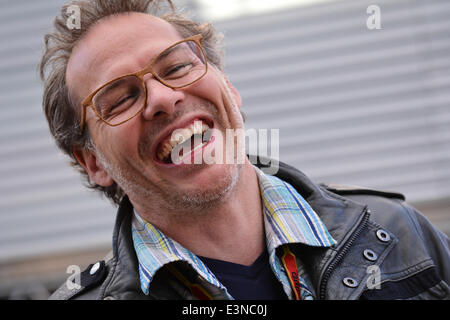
[398,201,427,243]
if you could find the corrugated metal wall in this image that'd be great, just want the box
[218,0,450,203]
[0,0,116,263]
[0,0,449,273]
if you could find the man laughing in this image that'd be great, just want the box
[42,0,449,300]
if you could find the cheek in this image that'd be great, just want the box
[95,124,140,162]
[117,128,142,159]
[191,74,223,104]
[197,72,243,128]
[189,73,237,120]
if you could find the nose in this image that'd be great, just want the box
[141,77,185,121]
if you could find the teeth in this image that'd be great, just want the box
[158,120,210,162]
[163,142,172,154]
[192,121,203,134]
[181,128,193,142]
[170,132,184,147]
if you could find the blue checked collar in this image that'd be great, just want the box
[131,166,336,298]
[131,210,229,296]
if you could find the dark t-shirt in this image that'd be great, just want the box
[198,250,288,300]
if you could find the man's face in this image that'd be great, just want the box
[66,13,244,213]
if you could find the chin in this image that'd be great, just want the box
[167,162,243,211]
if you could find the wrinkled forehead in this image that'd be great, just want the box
[66,12,183,105]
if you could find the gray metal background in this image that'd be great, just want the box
[0,0,449,295]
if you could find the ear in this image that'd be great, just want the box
[73,146,114,187]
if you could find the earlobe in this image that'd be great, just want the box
[73,146,114,187]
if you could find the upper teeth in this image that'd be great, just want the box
[157,120,210,161]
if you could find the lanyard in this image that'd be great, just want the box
[167,264,213,300]
[281,246,302,300]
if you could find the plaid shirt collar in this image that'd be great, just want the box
[131,166,336,298]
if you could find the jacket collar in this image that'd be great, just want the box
[100,158,367,299]
[265,160,368,295]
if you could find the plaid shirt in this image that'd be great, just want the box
[131,166,336,300]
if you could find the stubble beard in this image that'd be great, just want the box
[161,163,243,213]
[93,95,245,219]
[93,136,244,219]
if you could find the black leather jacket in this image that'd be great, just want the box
[50,161,450,300]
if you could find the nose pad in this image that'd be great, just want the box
[141,77,184,120]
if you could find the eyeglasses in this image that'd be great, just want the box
[80,34,208,132]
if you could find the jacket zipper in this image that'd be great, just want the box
[318,208,370,300]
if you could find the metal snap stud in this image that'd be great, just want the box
[343,277,358,288]
[363,249,378,261]
[376,229,390,242]
[90,262,100,275]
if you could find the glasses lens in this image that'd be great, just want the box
[92,75,145,125]
[153,40,207,88]
[89,39,206,127]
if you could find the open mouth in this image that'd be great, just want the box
[156,118,213,165]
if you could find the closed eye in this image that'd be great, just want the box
[164,63,193,78]
[107,92,139,115]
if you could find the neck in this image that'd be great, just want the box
[133,162,265,266]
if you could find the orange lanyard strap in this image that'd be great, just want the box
[281,246,302,300]
[167,264,213,300]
